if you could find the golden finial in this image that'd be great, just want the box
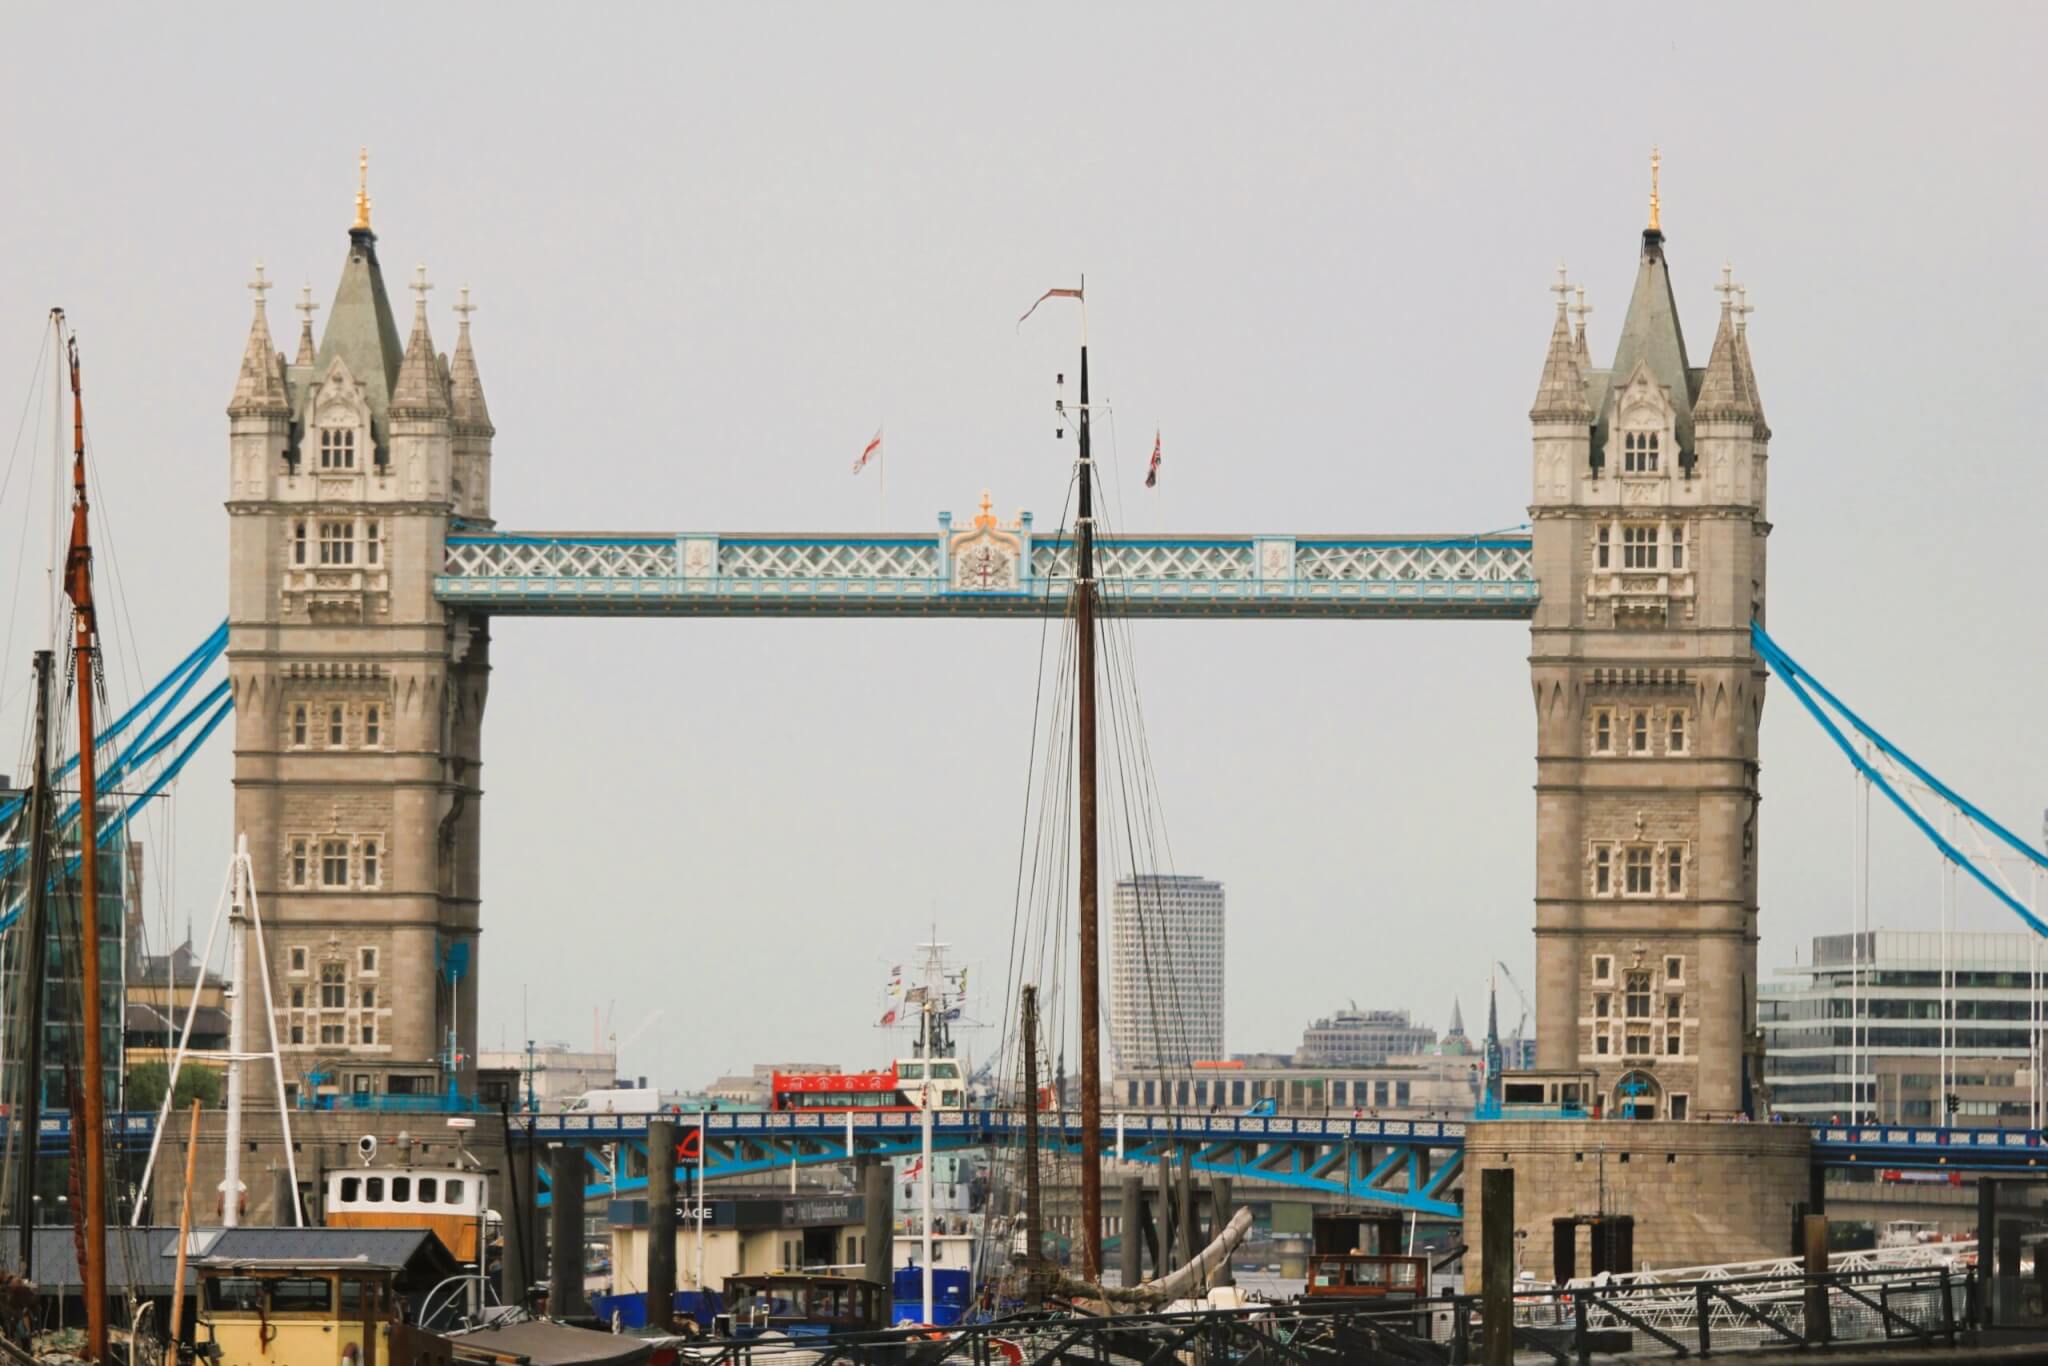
[973,489,998,530]
[1648,146,1662,233]
[353,147,373,231]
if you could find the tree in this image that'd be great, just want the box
[125,1061,222,1113]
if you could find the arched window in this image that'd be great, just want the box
[1623,430,1660,474]
[320,425,357,471]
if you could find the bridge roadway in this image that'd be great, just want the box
[432,528,1538,618]
[15,1113,2041,1219]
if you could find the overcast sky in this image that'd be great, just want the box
[2,4,2044,1089]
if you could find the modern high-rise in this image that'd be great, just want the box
[1109,875,1224,1070]
[1762,930,2044,1125]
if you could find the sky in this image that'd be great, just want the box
[1,4,2044,1090]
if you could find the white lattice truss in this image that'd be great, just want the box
[438,531,1538,618]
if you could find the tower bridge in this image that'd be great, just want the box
[224,175,1769,1158]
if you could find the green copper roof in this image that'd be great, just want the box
[311,227,404,460]
[1597,228,1697,467]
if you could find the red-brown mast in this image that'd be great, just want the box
[63,334,109,1364]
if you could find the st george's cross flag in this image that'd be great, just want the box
[1145,429,1162,488]
[853,427,882,475]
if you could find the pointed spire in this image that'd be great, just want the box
[1603,193,1695,460]
[1448,998,1466,1036]
[391,264,449,417]
[1695,263,1756,423]
[448,285,494,433]
[1734,283,1767,435]
[1530,265,1592,422]
[316,170,406,456]
[293,284,319,369]
[229,264,290,416]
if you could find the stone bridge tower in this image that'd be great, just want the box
[1527,191,1770,1120]
[225,178,493,1104]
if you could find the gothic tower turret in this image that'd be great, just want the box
[1528,182,1770,1120]
[226,163,489,1105]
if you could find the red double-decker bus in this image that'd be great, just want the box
[770,1059,965,1113]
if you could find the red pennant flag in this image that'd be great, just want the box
[1145,430,1162,489]
[853,426,882,476]
[1017,286,1083,328]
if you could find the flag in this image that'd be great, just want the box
[853,426,882,475]
[904,1155,924,1180]
[889,964,902,977]
[943,1005,964,1022]
[1145,430,1162,489]
[903,986,929,1005]
[1017,286,1083,328]
[879,1008,898,1027]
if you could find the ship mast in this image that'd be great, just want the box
[11,649,55,1274]
[63,334,110,1364]
[1072,289,1104,1283]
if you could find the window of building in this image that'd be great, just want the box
[362,1024,376,1045]
[1670,1094,1689,1121]
[1593,845,1612,894]
[320,427,356,471]
[328,705,345,747]
[290,840,309,888]
[364,704,381,747]
[1624,847,1654,895]
[1664,1031,1682,1056]
[366,520,381,566]
[290,946,307,974]
[1668,709,1689,755]
[1625,1031,1651,1056]
[1595,1032,1610,1055]
[1665,956,1682,982]
[361,947,378,973]
[319,961,346,1009]
[291,705,308,747]
[353,1075,373,1096]
[1670,522,1685,570]
[1666,992,1683,1020]
[1666,846,1685,895]
[1594,992,1610,1019]
[1591,708,1613,754]
[1595,525,1611,570]
[290,986,305,1009]
[360,985,376,1010]
[361,840,379,888]
[321,839,349,887]
[1624,971,1652,1020]
[292,521,308,566]
[1593,955,1613,983]
[1623,430,1660,474]
[1622,524,1659,570]
[318,521,355,566]
[320,1023,345,1045]
[1631,710,1650,754]
[289,1024,305,1045]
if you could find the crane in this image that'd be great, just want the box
[1495,961,1533,1047]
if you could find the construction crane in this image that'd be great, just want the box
[1495,961,1533,1048]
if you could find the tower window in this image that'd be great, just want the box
[1595,525,1611,570]
[1594,992,1610,1019]
[319,522,355,566]
[320,1023,345,1045]
[1624,971,1652,1020]
[1591,708,1614,754]
[328,705,345,747]
[360,947,378,973]
[321,839,349,888]
[291,521,308,567]
[319,961,346,1009]
[1630,710,1650,754]
[366,520,382,566]
[289,840,309,888]
[364,705,381,748]
[1668,709,1689,755]
[1623,430,1660,473]
[1593,955,1613,983]
[1624,846,1654,895]
[1666,992,1683,1019]
[1665,1031,1682,1056]
[1593,846,1612,895]
[1621,525,1659,570]
[1665,956,1682,982]
[1670,522,1685,570]
[361,840,380,889]
[361,985,376,1009]
[290,985,305,1009]
[1667,846,1685,895]
[320,427,356,470]
[290,946,307,974]
[291,705,308,747]
[362,1024,376,1045]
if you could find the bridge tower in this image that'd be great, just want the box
[225,178,493,1104]
[1527,196,1770,1120]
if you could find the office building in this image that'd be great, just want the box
[1295,1007,1437,1067]
[1110,875,1225,1070]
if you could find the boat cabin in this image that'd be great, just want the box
[1302,1253,1429,1300]
[721,1273,889,1336]
[195,1258,454,1366]
[324,1167,490,1263]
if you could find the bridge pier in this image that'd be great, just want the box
[647,1117,676,1329]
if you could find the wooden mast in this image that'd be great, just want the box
[1073,294,1103,1283]
[1019,984,1042,1305]
[63,334,110,1364]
